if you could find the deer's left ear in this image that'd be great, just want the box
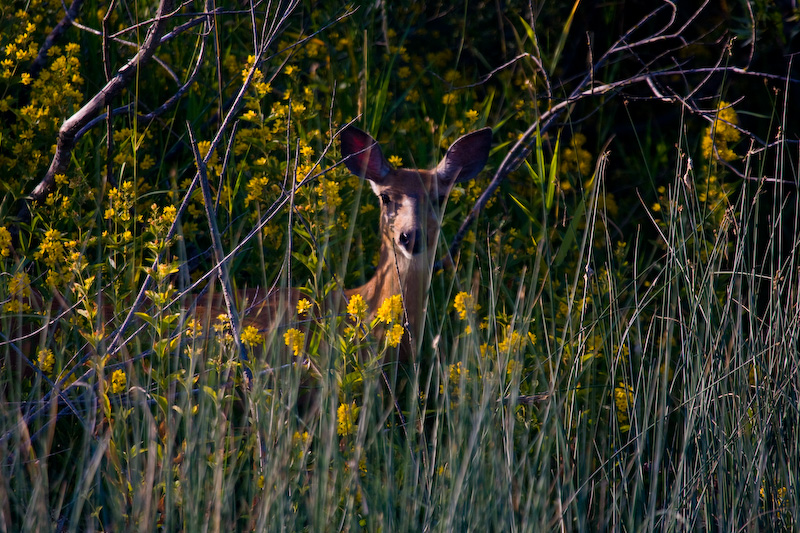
[435,127,492,185]
[340,125,392,184]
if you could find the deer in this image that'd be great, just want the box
[195,124,492,367]
[335,125,492,361]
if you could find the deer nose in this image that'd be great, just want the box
[399,229,422,255]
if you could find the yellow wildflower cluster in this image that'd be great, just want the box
[4,272,32,313]
[347,294,368,322]
[559,132,594,180]
[185,318,203,339]
[296,298,312,315]
[283,328,305,356]
[480,343,495,358]
[242,55,272,98]
[760,484,788,508]
[453,291,480,320]
[112,128,156,172]
[213,313,233,340]
[1,24,38,76]
[37,348,55,375]
[385,324,405,348]
[316,178,342,212]
[377,294,403,324]
[293,138,319,184]
[701,101,740,162]
[111,369,127,394]
[241,325,263,347]
[1,13,84,179]
[105,181,136,223]
[195,140,223,178]
[498,327,523,353]
[292,430,311,462]
[441,361,468,396]
[32,228,66,286]
[147,204,178,249]
[449,361,466,381]
[336,401,359,436]
[244,175,275,207]
[0,226,11,257]
[614,382,634,431]
[377,294,405,347]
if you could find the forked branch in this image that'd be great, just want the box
[29,0,173,205]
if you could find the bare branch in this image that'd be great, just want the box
[27,0,173,207]
[187,123,247,361]
[443,60,800,265]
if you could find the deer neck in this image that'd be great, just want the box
[344,235,433,351]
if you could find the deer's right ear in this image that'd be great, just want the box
[435,127,492,185]
[340,126,392,183]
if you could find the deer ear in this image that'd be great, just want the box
[435,127,492,185]
[340,126,392,183]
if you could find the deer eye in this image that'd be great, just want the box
[379,193,391,206]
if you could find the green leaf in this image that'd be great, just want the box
[553,199,585,267]
[546,133,561,211]
[549,0,582,73]
[135,312,156,329]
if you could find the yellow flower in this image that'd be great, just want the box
[377,294,403,324]
[479,343,495,358]
[386,323,405,347]
[465,109,479,122]
[316,178,342,209]
[347,294,368,322]
[498,328,522,353]
[614,382,634,429]
[4,272,32,312]
[559,133,593,177]
[283,328,305,356]
[449,362,466,381]
[453,291,479,320]
[0,226,11,257]
[337,401,358,436]
[388,155,403,167]
[506,359,518,375]
[701,101,740,162]
[244,175,270,207]
[296,298,312,315]
[37,349,55,375]
[185,318,203,339]
[241,325,262,347]
[213,313,232,337]
[111,370,127,394]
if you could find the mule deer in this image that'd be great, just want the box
[336,125,492,361]
[206,125,491,364]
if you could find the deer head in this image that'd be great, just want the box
[341,125,492,266]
